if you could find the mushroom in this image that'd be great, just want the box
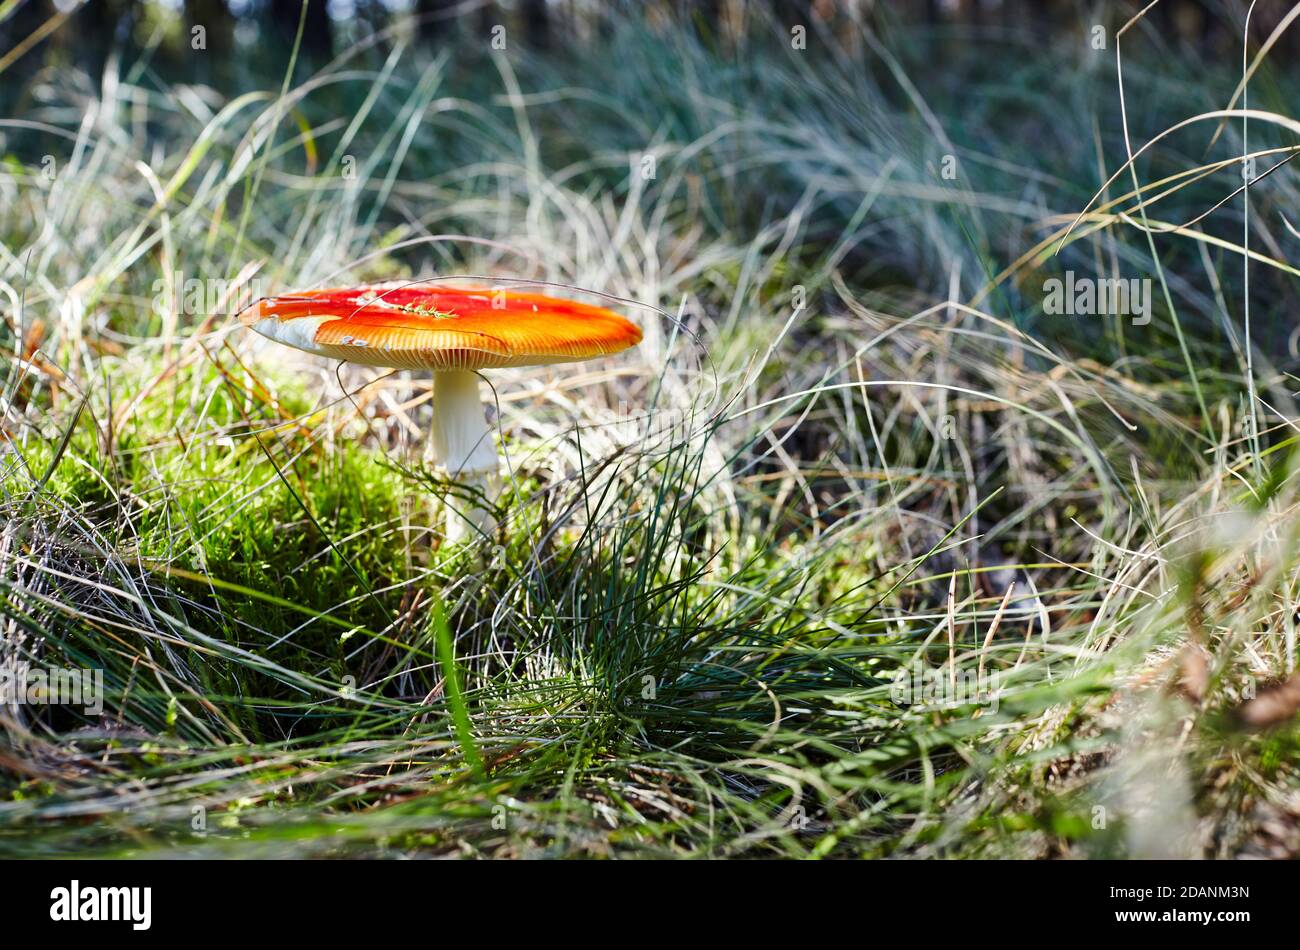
[243,284,642,543]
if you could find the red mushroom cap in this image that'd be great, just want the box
[244,285,643,371]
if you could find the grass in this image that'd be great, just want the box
[2,3,1300,858]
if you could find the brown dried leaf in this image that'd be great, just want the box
[1177,644,1210,704]
[1234,672,1300,731]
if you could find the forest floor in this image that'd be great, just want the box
[3,8,1300,857]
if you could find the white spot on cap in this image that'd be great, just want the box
[249,315,336,357]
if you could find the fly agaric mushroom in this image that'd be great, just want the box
[243,284,642,542]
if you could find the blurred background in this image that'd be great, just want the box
[5,0,1300,82]
[5,0,1292,363]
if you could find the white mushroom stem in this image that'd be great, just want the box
[427,369,499,544]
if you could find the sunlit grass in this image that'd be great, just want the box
[2,5,1300,858]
